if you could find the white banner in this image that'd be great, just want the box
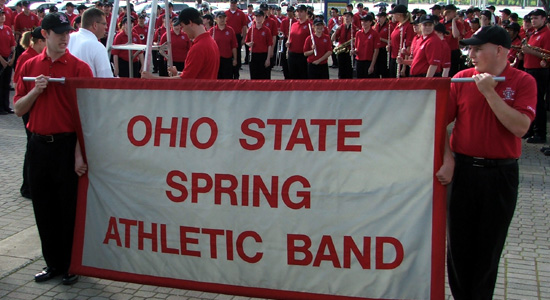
[70,79,449,300]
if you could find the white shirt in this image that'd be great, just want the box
[68,28,113,78]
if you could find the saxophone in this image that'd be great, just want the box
[333,38,355,55]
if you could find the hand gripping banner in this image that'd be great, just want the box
[68,78,450,300]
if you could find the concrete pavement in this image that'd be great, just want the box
[1,68,549,299]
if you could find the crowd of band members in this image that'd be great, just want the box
[2,0,550,86]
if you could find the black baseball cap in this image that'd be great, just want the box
[470,17,480,24]
[360,14,373,22]
[376,11,387,17]
[65,2,74,7]
[31,26,44,39]
[215,11,226,18]
[444,4,458,11]
[529,9,547,17]
[21,0,30,7]
[434,23,448,34]
[76,4,87,11]
[296,4,307,11]
[172,17,181,25]
[286,6,295,12]
[523,15,531,22]
[342,11,353,17]
[460,25,511,48]
[313,17,324,25]
[419,14,438,24]
[430,4,441,10]
[505,22,520,32]
[253,9,264,16]
[389,4,407,14]
[486,5,496,10]
[49,5,58,12]
[42,12,74,33]
[480,10,492,18]
[0,8,4,14]
[500,8,511,15]
[259,3,268,10]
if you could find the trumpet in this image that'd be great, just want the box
[333,38,354,55]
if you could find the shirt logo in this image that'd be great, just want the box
[226,31,229,35]
[303,25,307,29]
[502,87,515,101]
[59,14,69,24]
[323,38,327,43]
[261,31,266,36]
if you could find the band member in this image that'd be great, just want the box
[434,23,451,77]
[14,12,93,286]
[485,5,500,24]
[279,6,296,79]
[522,9,550,144]
[352,3,368,29]
[142,8,219,80]
[430,4,442,18]
[505,22,523,69]
[245,9,272,79]
[500,8,511,25]
[399,15,441,77]
[287,4,311,79]
[202,14,213,31]
[519,15,534,39]
[64,2,78,25]
[244,4,254,64]
[463,17,479,39]
[374,11,391,77]
[0,8,15,115]
[160,17,191,76]
[331,11,355,79]
[389,5,414,78]
[155,2,177,29]
[303,18,332,79]
[210,11,238,79]
[439,25,536,300]
[441,4,463,77]
[480,10,493,26]
[352,14,379,78]
[14,1,40,40]
[328,7,341,68]
[260,3,278,73]
[113,17,144,78]
[153,15,166,73]
[0,0,14,28]
[225,0,247,79]
[133,13,148,45]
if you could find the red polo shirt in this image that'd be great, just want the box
[1,5,14,27]
[441,19,463,50]
[390,22,414,58]
[448,65,537,159]
[13,46,38,83]
[160,29,191,63]
[112,31,141,62]
[179,31,219,79]
[14,12,40,33]
[154,26,166,43]
[0,25,15,57]
[303,33,332,64]
[354,28,380,61]
[132,24,148,44]
[263,16,278,37]
[524,26,550,69]
[410,32,442,76]
[14,49,93,135]
[225,9,247,36]
[246,25,272,53]
[436,40,451,74]
[280,17,295,38]
[374,20,391,48]
[209,25,237,59]
[288,19,311,53]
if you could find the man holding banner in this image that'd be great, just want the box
[142,7,219,80]
[440,25,537,299]
[13,12,93,285]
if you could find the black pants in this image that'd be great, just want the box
[250,52,270,79]
[160,61,185,77]
[233,34,242,79]
[525,68,549,139]
[447,154,518,300]
[375,47,389,78]
[450,49,461,78]
[118,59,141,78]
[244,43,250,64]
[0,57,12,112]
[356,60,375,79]
[337,52,353,79]
[218,57,233,79]
[287,51,308,79]
[307,63,329,79]
[21,113,32,197]
[28,133,79,273]
[281,38,290,79]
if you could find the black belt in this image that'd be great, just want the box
[32,132,76,143]
[455,153,517,168]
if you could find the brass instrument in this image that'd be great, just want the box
[333,38,355,55]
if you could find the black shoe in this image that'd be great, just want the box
[21,191,31,199]
[35,267,60,282]
[540,146,550,153]
[526,135,547,144]
[7,109,14,114]
[62,273,79,285]
[243,61,249,65]
[331,64,339,68]
[9,86,14,91]
[544,149,550,156]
